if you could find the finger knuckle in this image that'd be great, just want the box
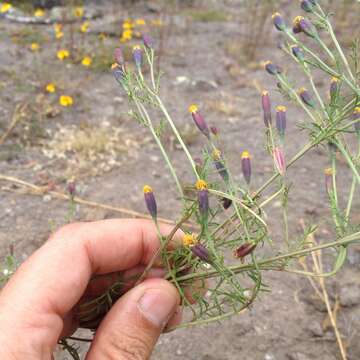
[102,330,151,360]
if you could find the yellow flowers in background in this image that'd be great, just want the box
[74,6,84,18]
[57,49,70,60]
[80,21,90,33]
[81,56,92,67]
[59,95,73,107]
[135,19,146,26]
[34,8,45,17]
[0,2,11,13]
[30,43,40,51]
[46,83,56,93]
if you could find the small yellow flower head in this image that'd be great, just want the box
[111,63,119,70]
[331,76,339,83]
[120,29,133,42]
[212,148,221,160]
[143,185,153,193]
[195,179,208,190]
[241,150,250,159]
[188,104,198,113]
[81,56,92,67]
[30,43,40,51]
[354,107,360,114]
[276,105,287,112]
[1,3,12,13]
[46,83,56,93]
[54,23,62,32]
[293,15,304,26]
[183,233,197,247]
[262,90,269,96]
[152,19,163,26]
[324,167,333,176]
[55,31,64,39]
[59,95,73,107]
[74,6,84,18]
[123,22,133,30]
[135,19,146,26]
[80,21,90,33]
[34,8,45,17]
[57,49,70,60]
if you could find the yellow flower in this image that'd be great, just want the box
[74,6,84,18]
[80,21,89,33]
[188,104,198,113]
[275,105,287,112]
[55,31,64,39]
[324,167,333,176]
[123,22,133,30]
[120,29,132,42]
[152,19,163,26]
[135,19,146,26]
[30,43,40,51]
[143,185,153,193]
[183,233,197,247]
[195,179,208,190]
[59,95,73,107]
[81,56,92,67]
[54,23,62,32]
[241,150,250,159]
[57,49,70,60]
[34,8,45,17]
[1,3,12,13]
[46,83,56,93]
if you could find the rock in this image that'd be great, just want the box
[191,79,218,91]
[339,283,360,307]
[264,353,276,360]
[307,320,324,337]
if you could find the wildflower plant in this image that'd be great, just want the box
[59,1,359,356]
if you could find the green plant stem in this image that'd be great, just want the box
[155,95,200,179]
[134,101,184,200]
[331,154,339,207]
[335,140,360,185]
[173,232,360,283]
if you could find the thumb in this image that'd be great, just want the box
[85,278,180,360]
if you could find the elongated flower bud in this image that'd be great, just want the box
[329,77,340,101]
[272,12,286,31]
[142,34,153,49]
[292,16,303,33]
[111,63,126,85]
[353,107,360,135]
[210,126,219,136]
[297,16,317,38]
[114,47,124,65]
[290,44,305,62]
[261,90,272,127]
[324,167,333,194]
[212,149,229,182]
[264,60,282,75]
[299,87,315,108]
[300,0,314,12]
[222,197,232,210]
[198,189,209,218]
[276,105,287,138]
[67,181,76,198]
[234,243,256,260]
[133,45,142,68]
[143,185,157,219]
[273,147,286,176]
[188,104,210,138]
[191,243,211,263]
[183,233,197,247]
[241,151,251,185]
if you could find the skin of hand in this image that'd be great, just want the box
[0,219,183,360]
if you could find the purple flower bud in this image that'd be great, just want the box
[241,151,251,185]
[324,168,333,194]
[276,105,287,138]
[273,147,286,176]
[143,185,157,219]
[272,12,286,31]
[111,63,126,84]
[300,0,314,12]
[191,243,211,263]
[67,181,76,197]
[261,90,272,127]
[264,61,282,75]
[198,189,209,218]
[221,197,232,210]
[353,107,360,135]
[210,126,219,136]
[299,87,315,108]
[291,45,305,62]
[143,34,153,49]
[293,16,317,38]
[212,149,229,182]
[133,45,142,68]
[234,243,256,260]
[188,104,210,138]
[329,77,340,101]
[114,47,124,65]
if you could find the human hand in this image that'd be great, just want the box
[0,219,182,359]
